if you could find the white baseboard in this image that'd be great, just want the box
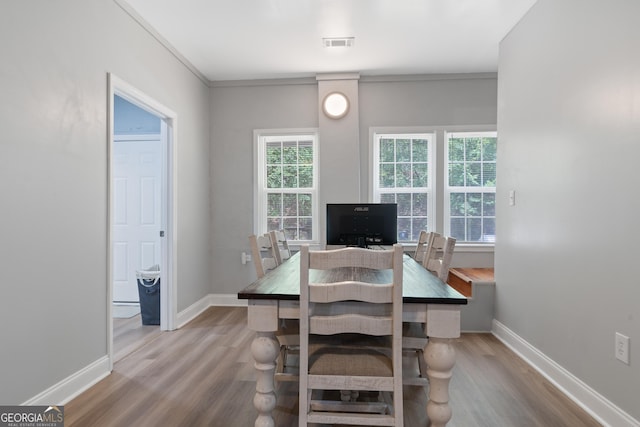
[492,320,639,427]
[176,293,247,328]
[209,293,248,307]
[22,356,110,406]
[176,294,213,328]
[24,294,248,406]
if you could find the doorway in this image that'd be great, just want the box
[108,74,177,367]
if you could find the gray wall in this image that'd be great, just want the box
[0,0,211,403]
[210,74,497,293]
[210,81,318,292]
[496,0,640,420]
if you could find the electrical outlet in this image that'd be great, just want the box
[615,333,630,365]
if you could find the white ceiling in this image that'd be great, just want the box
[122,0,537,82]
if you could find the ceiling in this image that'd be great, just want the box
[122,0,537,82]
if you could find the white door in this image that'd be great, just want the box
[112,135,163,303]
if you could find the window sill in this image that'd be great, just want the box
[401,242,494,253]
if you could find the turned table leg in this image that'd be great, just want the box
[251,331,280,427]
[424,337,456,427]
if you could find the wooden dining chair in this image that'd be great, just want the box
[269,229,291,265]
[422,235,456,281]
[299,244,404,426]
[249,233,299,382]
[249,233,279,279]
[404,234,457,386]
[269,229,299,382]
[413,230,434,264]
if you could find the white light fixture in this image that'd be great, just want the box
[322,37,354,48]
[322,92,349,119]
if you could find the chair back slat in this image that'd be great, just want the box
[269,229,291,265]
[413,230,434,264]
[249,233,279,278]
[423,235,456,281]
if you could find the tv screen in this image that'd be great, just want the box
[326,203,398,247]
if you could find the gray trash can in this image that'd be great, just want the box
[136,265,160,325]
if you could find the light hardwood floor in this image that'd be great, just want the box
[66,307,601,427]
[112,312,162,363]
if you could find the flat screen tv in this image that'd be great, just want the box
[326,203,398,247]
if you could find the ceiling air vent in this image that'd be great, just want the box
[322,37,354,48]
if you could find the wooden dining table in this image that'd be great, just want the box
[237,250,468,427]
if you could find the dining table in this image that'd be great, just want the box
[237,249,468,427]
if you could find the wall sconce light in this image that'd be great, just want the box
[322,92,349,119]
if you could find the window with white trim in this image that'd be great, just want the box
[255,131,318,243]
[372,133,434,242]
[372,129,497,244]
[445,131,497,243]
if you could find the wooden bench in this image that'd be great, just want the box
[447,268,495,298]
[448,268,495,332]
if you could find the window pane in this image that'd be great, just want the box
[467,193,482,216]
[449,138,464,161]
[397,193,411,216]
[396,163,411,187]
[282,142,297,164]
[267,166,282,188]
[299,166,313,187]
[467,218,482,241]
[450,218,465,240]
[299,141,313,164]
[284,228,296,241]
[396,139,411,162]
[412,139,428,162]
[380,164,395,188]
[299,193,312,216]
[466,163,481,186]
[412,163,428,187]
[482,137,497,161]
[411,217,428,240]
[450,193,465,216]
[283,217,298,239]
[299,218,313,240]
[267,217,281,231]
[483,218,496,242]
[398,218,411,242]
[283,194,297,216]
[466,138,482,161]
[266,143,281,164]
[412,193,428,216]
[380,193,395,204]
[483,193,496,216]
[483,163,496,187]
[267,193,282,216]
[283,165,298,188]
[449,163,464,187]
[380,138,394,162]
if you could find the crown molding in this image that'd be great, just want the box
[114,0,209,85]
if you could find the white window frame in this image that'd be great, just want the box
[370,125,496,247]
[254,128,319,245]
[371,131,436,242]
[444,130,497,244]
